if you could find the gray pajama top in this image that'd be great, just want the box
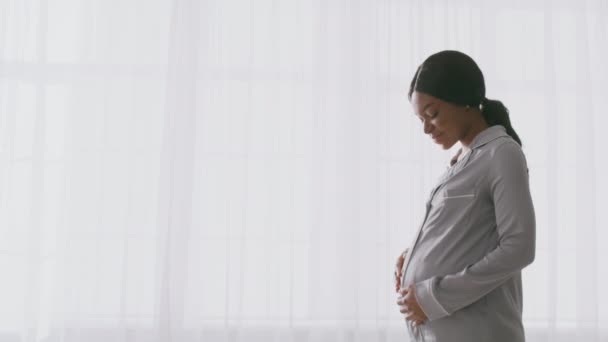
[400,125,536,342]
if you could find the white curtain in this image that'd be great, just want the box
[0,0,607,341]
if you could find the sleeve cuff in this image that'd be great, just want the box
[414,278,450,321]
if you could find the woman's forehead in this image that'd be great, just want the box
[411,92,439,113]
[412,91,437,103]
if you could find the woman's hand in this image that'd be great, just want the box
[396,284,428,326]
[394,249,408,292]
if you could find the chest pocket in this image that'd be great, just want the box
[431,188,476,207]
[426,188,477,229]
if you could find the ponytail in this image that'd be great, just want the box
[480,98,522,147]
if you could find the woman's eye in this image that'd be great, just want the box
[417,111,437,123]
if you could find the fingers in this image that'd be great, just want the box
[396,282,426,327]
[395,295,407,306]
[396,296,408,308]
[395,251,406,268]
[405,312,426,325]
[403,311,425,325]
[397,250,406,261]
[402,284,416,301]
[403,316,424,326]
[394,271,402,292]
[405,311,420,321]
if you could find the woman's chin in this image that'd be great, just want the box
[437,139,457,150]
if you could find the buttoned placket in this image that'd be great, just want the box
[400,148,474,287]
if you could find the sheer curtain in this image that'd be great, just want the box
[0,0,606,341]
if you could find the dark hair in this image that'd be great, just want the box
[408,50,522,146]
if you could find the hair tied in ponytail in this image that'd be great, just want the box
[479,97,489,111]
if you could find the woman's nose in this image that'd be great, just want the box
[423,120,434,134]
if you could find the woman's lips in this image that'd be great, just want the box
[432,133,443,142]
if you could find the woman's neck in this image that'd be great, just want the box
[460,118,488,148]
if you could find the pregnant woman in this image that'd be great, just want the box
[393,50,536,342]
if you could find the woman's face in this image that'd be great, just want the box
[410,91,473,150]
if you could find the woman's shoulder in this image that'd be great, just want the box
[484,135,522,157]
[471,136,528,180]
[484,137,529,179]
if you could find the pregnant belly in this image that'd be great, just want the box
[402,236,491,286]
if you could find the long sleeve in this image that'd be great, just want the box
[414,141,536,321]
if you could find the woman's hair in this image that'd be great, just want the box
[408,50,522,146]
